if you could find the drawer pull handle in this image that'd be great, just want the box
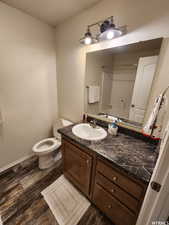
[108,205,112,209]
[113,176,117,182]
[86,160,89,165]
[111,189,115,193]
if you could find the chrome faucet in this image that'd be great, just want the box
[89,119,97,128]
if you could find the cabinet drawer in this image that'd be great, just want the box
[95,172,140,213]
[93,183,136,225]
[97,160,144,199]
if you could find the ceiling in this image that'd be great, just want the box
[1,0,100,26]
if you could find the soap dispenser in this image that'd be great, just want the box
[108,120,118,136]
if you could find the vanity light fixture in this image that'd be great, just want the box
[99,17,123,41]
[80,27,97,45]
[80,16,125,45]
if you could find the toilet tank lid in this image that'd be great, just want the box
[62,119,73,126]
[53,119,73,137]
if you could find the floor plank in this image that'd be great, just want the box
[0,156,114,225]
[77,205,113,225]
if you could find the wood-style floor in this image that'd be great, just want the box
[0,156,114,225]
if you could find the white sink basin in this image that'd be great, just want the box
[72,123,107,141]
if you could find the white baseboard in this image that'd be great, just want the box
[0,215,3,225]
[0,153,34,174]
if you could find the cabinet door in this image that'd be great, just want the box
[63,140,92,196]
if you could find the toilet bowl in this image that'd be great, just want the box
[32,119,72,169]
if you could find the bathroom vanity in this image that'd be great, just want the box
[58,123,157,225]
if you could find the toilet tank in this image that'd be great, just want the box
[53,119,73,138]
[62,119,73,127]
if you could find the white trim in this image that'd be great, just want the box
[86,35,164,54]
[0,153,34,174]
[136,120,169,225]
[0,215,3,225]
[158,171,169,221]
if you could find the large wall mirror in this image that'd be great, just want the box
[85,38,163,129]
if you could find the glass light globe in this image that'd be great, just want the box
[84,36,92,45]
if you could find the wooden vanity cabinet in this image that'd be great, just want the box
[62,137,147,225]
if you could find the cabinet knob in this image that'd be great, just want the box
[108,204,112,209]
[113,176,117,182]
[111,189,115,193]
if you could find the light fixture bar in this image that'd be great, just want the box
[80,16,126,45]
[88,16,114,29]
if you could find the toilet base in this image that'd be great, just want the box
[38,153,55,169]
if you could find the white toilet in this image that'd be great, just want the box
[32,119,72,169]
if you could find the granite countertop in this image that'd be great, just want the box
[58,123,158,184]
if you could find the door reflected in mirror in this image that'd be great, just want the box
[85,38,163,127]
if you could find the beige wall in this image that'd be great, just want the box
[56,0,169,123]
[0,3,58,168]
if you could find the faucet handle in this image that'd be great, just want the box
[89,119,97,128]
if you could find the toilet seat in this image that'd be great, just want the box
[33,138,61,155]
